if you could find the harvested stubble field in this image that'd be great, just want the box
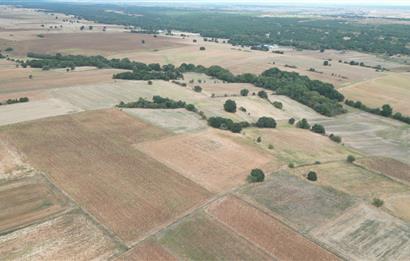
[312,111,410,164]
[206,196,339,261]
[340,73,410,114]
[0,109,211,244]
[136,129,278,193]
[355,156,410,184]
[0,175,70,233]
[243,127,358,166]
[116,240,177,261]
[0,210,121,260]
[156,212,272,261]
[312,204,410,261]
[0,139,25,177]
[125,108,207,134]
[3,32,189,57]
[239,171,355,233]
[292,161,410,221]
[50,80,206,110]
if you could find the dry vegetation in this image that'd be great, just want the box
[116,241,177,261]
[0,109,211,244]
[355,156,410,184]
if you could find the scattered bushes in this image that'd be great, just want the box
[256,117,277,128]
[207,116,244,133]
[247,169,265,183]
[224,99,237,113]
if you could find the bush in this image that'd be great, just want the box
[268,144,274,150]
[147,80,153,85]
[372,198,384,207]
[311,124,326,134]
[199,46,206,51]
[240,88,249,96]
[257,90,268,99]
[230,123,242,133]
[307,171,317,181]
[247,169,265,183]
[296,118,310,129]
[19,97,29,103]
[288,118,295,125]
[224,99,237,113]
[193,85,202,92]
[272,101,283,109]
[207,117,244,133]
[288,163,295,168]
[256,117,277,128]
[256,136,262,143]
[185,104,197,112]
[329,133,342,143]
[4,47,13,52]
[347,155,356,163]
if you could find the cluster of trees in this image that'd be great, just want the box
[13,2,410,55]
[117,95,189,109]
[207,116,248,133]
[345,99,410,124]
[0,97,29,106]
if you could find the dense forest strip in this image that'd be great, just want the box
[4,2,410,55]
[20,53,345,117]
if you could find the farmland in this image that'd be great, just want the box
[355,157,410,184]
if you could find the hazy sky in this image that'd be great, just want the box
[76,0,410,6]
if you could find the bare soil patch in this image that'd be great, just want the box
[116,241,177,261]
[0,109,211,244]
[136,129,278,193]
[207,196,339,261]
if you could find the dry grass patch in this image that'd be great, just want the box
[136,129,278,193]
[207,196,340,261]
[239,171,355,233]
[243,127,358,166]
[0,210,121,260]
[157,212,272,261]
[356,156,410,184]
[0,175,70,233]
[116,240,177,261]
[0,109,211,244]
[312,204,410,261]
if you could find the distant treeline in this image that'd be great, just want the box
[5,2,410,55]
[22,53,344,116]
[345,99,410,124]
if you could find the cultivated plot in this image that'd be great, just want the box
[239,171,355,233]
[116,240,177,261]
[355,156,410,184]
[136,129,278,193]
[312,204,410,261]
[206,196,339,261]
[0,109,211,244]
[0,210,121,260]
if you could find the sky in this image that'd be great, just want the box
[71,0,410,6]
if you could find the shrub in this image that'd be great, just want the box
[288,118,295,125]
[193,85,202,92]
[311,123,326,134]
[329,133,342,143]
[19,97,29,103]
[199,46,206,51]
[185,104,197,112]
[288,163,295,168]
[315,161,321,164]
[247,169,265,183]
[307,171,317,181]
[372,198,384,207]
[268,144,274,150]
[240,88,249,96]
[147,80,153,85]
[256,136,262,143]
[4,47,13,52]
[239,106,246,112]
[224,99,237,113]
[230,123,242,133]
[256,117,277,128]
[347,155,356,163]
[296,118,310,129]
[272,101,283,109]
[257,90,268,99]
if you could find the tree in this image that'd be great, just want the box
[372,198,384,207]
[230,123,242,133]
[240,88,249,96]
[141,39,145,44]
[256,136,262,143]
[288,118,295,125]
[224,99,237,113]
[28,74,33,79]
[257,90,268,99]
[200,46,206,51]
[323,60,329,66]
[307,171,317,181]
[329,133,342,143]
[381,104,393,117]
[193,39,197,43]
[296,118,310,129]
[256,117,277,128]
[272,101,283,109]
[311,124,325,134]
[185,104,197,112]
[247,169,265,183]
[347,155,356,163]
[193,85,202,92]
[147,80,153,85]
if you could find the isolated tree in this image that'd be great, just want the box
[257,90,268,99]
[28,74,33,79]
[240,88,249,96]
[247,169,265,183]
[224,99,237,113]
[347,155,356,163]
[256,117,277,128]
[311,124,325,134]
[256,136,262,143]
[329,133,342,143]
[193,85,202,92]
[193,39,197,43]
[296,118,310,129]
[288,118,295,125]
[323,60,329,66]
[307,171,317,181]
[272,101,283,109]
[372,198,384,207]
[199,46,206,51]
[147,80,153,85]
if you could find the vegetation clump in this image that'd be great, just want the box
[247,169,265,183]
[347,155,356,163]
[311,123,325,134]
[307,171,317,181]
[224,99,237,113]
[296,118,310,129]
[207,117,244,133]
[0,97,30,106]
[256,117,277,128]
[117,96,186,109]
[288,118,295,125]
[240,88,249,96]
[329,133,342,143]
[372,198,384,207]
[272,101,283,109]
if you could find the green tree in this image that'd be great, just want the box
[224,99,237,113]
[247,169,265,183]
[200,46,206,51]
[311,124,325,134]
[257,90,268,99]
[329,134,342,143]
[240,88,249,96]
[272,101,283,109]
[256,117,277,128]
[381,104,393,117]
[347,155,356,163]
[193,85,202,92]
[296,118,310,129]
[288,118,295,125]
[372,198,384,207]
[307,171,317,181]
